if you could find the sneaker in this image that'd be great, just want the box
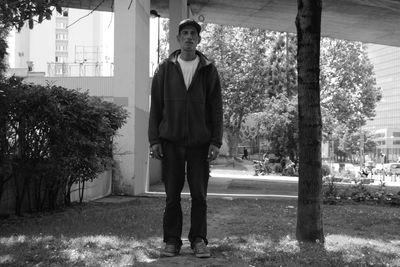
[192,240,210,258]
[162,243,181,257]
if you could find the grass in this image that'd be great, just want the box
[1,196,400,267]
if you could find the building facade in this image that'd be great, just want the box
[9,8,114,77]
[366,44,400,162]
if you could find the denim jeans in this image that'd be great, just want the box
[162,141,209,246]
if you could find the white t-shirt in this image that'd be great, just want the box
[178,55,199,90]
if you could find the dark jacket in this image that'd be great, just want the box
[148,50,223,148]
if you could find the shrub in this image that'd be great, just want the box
[273,164,282,173]
[0,76,128,214]
[321,164,331,177]
[322,176,339,205]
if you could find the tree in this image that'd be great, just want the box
[257,95,298,159]
[0,28,8,75]
[256,32,298,159]
[0,77,128,213]
[199,24,272,157]
[266,33,298,99]
[0,1,62,31]
[295,0,324,242]
[320,39,382,159]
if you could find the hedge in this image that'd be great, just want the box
[0,76,128,215]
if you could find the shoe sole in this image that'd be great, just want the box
[162,251,179,257]
[195,253,210,258]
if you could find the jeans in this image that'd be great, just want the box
[162,141,209,246]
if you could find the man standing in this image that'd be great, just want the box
[148,19,223,258]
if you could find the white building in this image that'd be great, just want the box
[8,8,114,77]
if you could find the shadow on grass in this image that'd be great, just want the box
[1,197,400,266]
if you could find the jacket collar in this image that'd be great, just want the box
[169,49,212,67]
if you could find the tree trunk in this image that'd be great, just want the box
[295,0,324,242]
[79,179,85,204]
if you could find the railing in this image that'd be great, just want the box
[47,62,114,77]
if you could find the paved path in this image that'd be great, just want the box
[148,168,299,198]
[147,167,400,198]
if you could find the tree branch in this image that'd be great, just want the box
[67,0,106,28]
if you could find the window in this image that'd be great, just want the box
[56,33,67,40]
[376,140,386,146]
[393,132,400,137]
[56,66,63,75]
[56,22,66,29]
[55,56,67,63]
[374,133,385,138]
[56,45,67,52]
[394,140,400,145]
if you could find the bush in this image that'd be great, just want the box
[273,164,282,173]
[321,164,331,177]
[322,176,339,205]
[322,176,400,206]
[0,76,128,214]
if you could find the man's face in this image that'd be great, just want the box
[177,25,201,52]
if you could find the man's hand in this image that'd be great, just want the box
[207,144,219,162]
[150,144,163,160]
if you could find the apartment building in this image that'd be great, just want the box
[9,8,114,77]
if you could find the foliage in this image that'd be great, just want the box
[322,175,400,206]
[159,18,170,62]
[335,128,377,158]
[320,39,382,157]
[199,24,272,156]
[0,1,63,79]
[265,33,298,99]
[321,163,331,177]
[157,22,380,162]
[257,95,298,159]
[0,76,128,214]
[0,0,63,31]
[0,27,8,76]
[256,36,380,162]
[245,33,298,159]
[322,176,338,204]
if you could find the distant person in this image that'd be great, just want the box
[148,19,223,258]
[242,148,249,160]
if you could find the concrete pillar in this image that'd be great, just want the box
[169,0,188,54]
[113,0,150,195]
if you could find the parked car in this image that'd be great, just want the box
[383,163,400,176]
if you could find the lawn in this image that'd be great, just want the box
[1,196,400,267]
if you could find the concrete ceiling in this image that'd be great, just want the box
[60,0,400,47]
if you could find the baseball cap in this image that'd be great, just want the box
[178,19,201,34]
